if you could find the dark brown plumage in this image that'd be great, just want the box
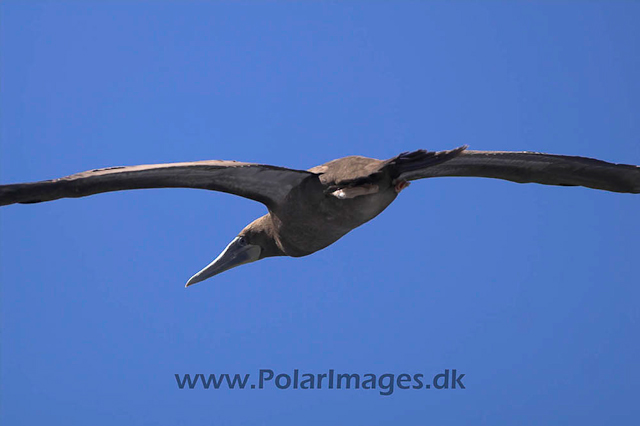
[1,146,638,286]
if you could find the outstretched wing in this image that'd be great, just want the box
[0,160,317,208]
[398,150,640,194]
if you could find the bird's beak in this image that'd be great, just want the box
[185,237,261,287]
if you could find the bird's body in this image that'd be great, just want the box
[1,146,638,286]
[255,156,397,258]
[263,186,381,258]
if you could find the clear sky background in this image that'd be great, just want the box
[1,2,639,425]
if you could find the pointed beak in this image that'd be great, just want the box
[185,237,261,287]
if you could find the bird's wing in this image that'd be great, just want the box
[398,150,640,194]
[0,160,317,208]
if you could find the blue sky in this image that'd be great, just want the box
[1,2,638,424]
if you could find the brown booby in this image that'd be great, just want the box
[1,146,638,286]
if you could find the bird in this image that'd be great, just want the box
[1,146,638,287]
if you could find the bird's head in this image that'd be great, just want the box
[185,215,282,287]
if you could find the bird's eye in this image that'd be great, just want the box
[237,237,247,246]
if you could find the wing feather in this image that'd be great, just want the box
[399,150,640,194]
[0,160,317,207]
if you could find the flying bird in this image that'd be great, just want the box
[1,146,638,287]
